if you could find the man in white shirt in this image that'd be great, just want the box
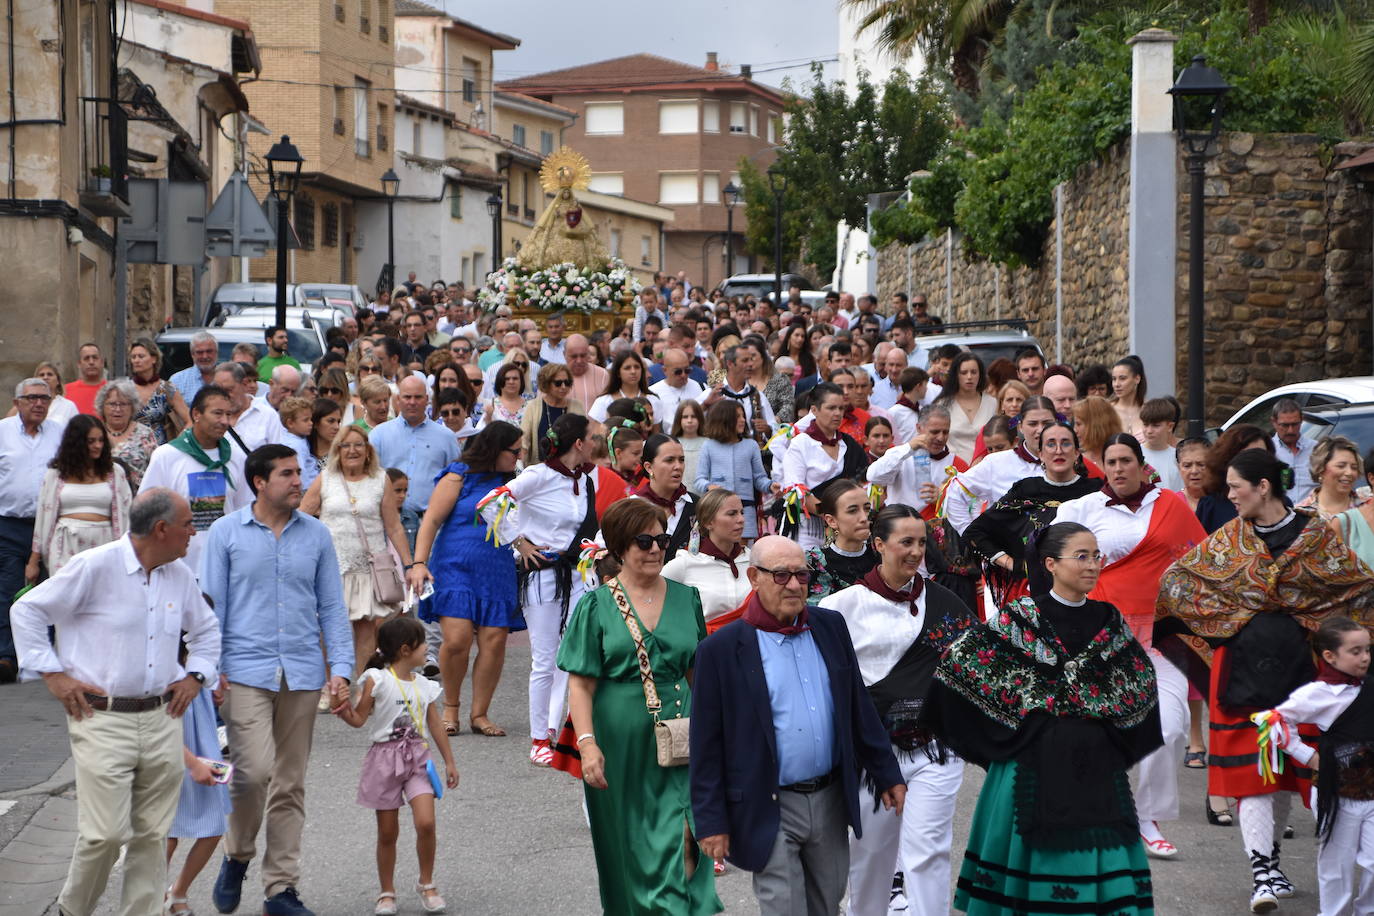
[12,488,219,916]
[1271,398,1318,503]
[703,344,777,445]
[539,312,567,364]
[649,348,705,431]
[234,365,296,450]
[0,377,64,682]
[566,334,609,415]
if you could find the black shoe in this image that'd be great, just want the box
[422,662,440,678]
[211,856,249,913]
[1205,795,1233,826]
[263,887,315,916]
[1282,823,1295,839]
[0,658,17,684]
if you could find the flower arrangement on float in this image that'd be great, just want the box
[477,257,639,314]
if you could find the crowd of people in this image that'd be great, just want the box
[3,272,1374,916]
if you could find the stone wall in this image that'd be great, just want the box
[875,133,1374,425]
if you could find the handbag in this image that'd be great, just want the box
[609,579,690,767]
[341,474,405,606]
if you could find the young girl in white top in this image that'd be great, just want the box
[1256,617,1374,916]
[334,617,458,916]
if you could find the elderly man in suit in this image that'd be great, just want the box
[690,535,906,916]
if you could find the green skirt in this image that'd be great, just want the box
[955,761,1154,915]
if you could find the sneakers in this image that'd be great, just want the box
[211,857,249,913]
[263,887,315,916]
[1249,881,1279,913]
[529,738,553,767]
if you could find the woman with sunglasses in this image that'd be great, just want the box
[315,366,354,424]
[923,522,1163,916]
[406,422,525,737]
[819,505,976,915]
[520,362,584,461]
[557,497,721,916]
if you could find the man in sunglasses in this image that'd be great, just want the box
[648,349,704,433]
[690,536,905,915]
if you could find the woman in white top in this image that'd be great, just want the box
[781,382,866,549]
[625,434,695,562]
[945,398,1058,534]
[660,489,751,623]
[26,415,131,583]
[588,350,663,427]
[935,352,997,465]
[818,506,976,916]
[4,361,79,426]
[302,424,414,684]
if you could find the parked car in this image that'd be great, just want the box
[224,302,349,332]
[1297,401,1374,458]
[908,319,1045,370]
[715,272,810,303]
[155,325,325,379]
[208,282,309,323]
[299,282,367,316]
[1214,377,1374,435]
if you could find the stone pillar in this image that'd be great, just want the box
[1127,29,1179,394]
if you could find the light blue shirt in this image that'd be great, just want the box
[756,625,836,786]
[1273,433,1318,504]
[169,365,211,405]
[200,504,352,691]
[368,416,460,512]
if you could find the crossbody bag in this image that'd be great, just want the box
[609,579,690,767]
[341,474,405,606]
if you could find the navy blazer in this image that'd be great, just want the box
[689,606,903,873]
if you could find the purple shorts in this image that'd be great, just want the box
[356,735,434,810]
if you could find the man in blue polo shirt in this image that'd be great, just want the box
[369,375,460,514]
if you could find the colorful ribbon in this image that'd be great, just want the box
[780,483,810,525]
[575,539,601,584]
[474,486,515,546]
[764,424,794,451]
[1250,709,1291,785]
[867,482,886,511]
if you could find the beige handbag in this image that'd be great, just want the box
[341,474,405,606]
[609,579,690,767]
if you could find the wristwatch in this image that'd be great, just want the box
[188,671,206,685]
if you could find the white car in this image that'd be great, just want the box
[1216,377,1374,434]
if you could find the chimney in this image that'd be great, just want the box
[740,63,752,79]
[704,51,719,72]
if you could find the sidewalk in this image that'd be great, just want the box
[0,681,76,916]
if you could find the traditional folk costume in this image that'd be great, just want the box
[1155,508,1374,901]
[805,542,878,602]
[820,571,975,916]
[661,538,751,624]
[944,444,1042,535]
[924,594,1162,914]
[864,442,967,519]
[779,428,868,549]
[628,481,694,562]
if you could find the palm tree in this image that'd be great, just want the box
[842,0,1012,95]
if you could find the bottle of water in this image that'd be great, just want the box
[912,448,931,486]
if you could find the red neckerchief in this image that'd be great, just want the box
[859,567,924,615]
[896,395,918,411]
[1103,480,1156,512]
[547,455,593,494]
[740,590,809,635]
[698,536,743,578]
[1014,441,1037,465]
[1316,659,1364,687]
[806,423,840,447]
[633,480,685,511]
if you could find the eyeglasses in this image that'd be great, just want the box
[753,565,814,586]
[17,394,52,403]
[503,447,523,457]
[1041,440,1076,452]
[630,533,672,552]
[548,378,572,388]
[668,367,688,376]
[1053,553,1105,565]
[439,408,465,418]
[451,347,472,355]
[358,365,379,373]
[319,386,345,396]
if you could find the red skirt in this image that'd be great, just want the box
[1207,646,1315,802]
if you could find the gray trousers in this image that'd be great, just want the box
[752,781,850,916]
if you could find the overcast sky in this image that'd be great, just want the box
[441,0,841,91]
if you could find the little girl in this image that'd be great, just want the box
[334,616,459,916]
[1256,616,1374,916]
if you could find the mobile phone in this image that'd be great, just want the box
[419,580,435,601]
[197,757,234,784]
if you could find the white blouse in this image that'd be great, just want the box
[661,544,753,621]
[1053,488,1159,565]
[781,432,849,491]
[945,447,1042,534]
[1272,680,1360,766]
[944,394,997,465]
[588,392,665,427]
[496,462,595,553]
[820,579,927,687]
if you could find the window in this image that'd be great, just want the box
[512,124,526,148]
[702,171,720,205]
[749,105,759,136]
[472,254,485,286]
[449,183,462,220]
[658,172,698,205]
[359,0,370,33]
[321,202,339,247]
[729,102,747,133]
[376,103,388,150]
[702,101,720,133]
[767,112,777,143]
[294,193,315,250]
[588,172,623,195]
[377,0,388,41]
[540,130,554,156]
[640,235,652,267]
[609,228,622,258]
[659,100,697,134]
[461,255,470,284]
[353,78,370,156]
[333,86,346,135]
[461,58,479,104]
[584,102,623,135]
[411,120,421,156]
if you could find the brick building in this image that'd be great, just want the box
[499,53,786,289]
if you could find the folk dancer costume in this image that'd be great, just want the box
[819,570,976,916]
[1155,508,1374,899]
[805,541,879,602]
[661,538,752,625]
[628,481,695,562]
[964,472,1100,607]
[944,443,1043,535]
[864,440,967,520]
[923,594,1163,915]
[779,426,868,549]
[1259,670,1374,915]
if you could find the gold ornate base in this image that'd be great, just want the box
[511,306,633,336]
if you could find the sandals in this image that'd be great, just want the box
[1183,749,1207,769]
[529,739,553,767]
[374,891,398,916]
[165,890,193,915]
[1206,795,1234,827]
[416,881,447,914]
[441,703,459,737]
[470,716,506,737]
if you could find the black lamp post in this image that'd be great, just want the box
[1169,55,1230,435]
[766,165,787,306]
[485,190,503,271]
[381,168,400,297]
[723,180,740,281]
[265,135,304,329]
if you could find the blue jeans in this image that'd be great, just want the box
[0,515,35,663]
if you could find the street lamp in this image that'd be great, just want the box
[1168,55,1230,435]
[722,180,740,281]
[265,135,303,329]
[766,165,787,307]
[381,168,400,297]
[485,190,503,274]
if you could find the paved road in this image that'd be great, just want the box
[1,640,1323,915]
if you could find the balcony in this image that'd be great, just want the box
[78,97,130,218]
[506,203,518,217]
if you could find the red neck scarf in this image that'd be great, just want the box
[860,567,923,615]
[1103,480,1156,512]
[634,480,685,511]
[1014,441,1037,465]
[741,590,809,635]
[806,423,840,448]
[698,536,743,578]
[896,395,918,411]
[927,445,950,461]
[547,455,593,494]
[1316,658,1365,687]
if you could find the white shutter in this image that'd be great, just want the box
[702,101,720,133]
[658,172,698,205]
[749,105,759,136]
[610,228,622,257]
[588,173,624,195]
[585,102,623,135]
[702,172,720,205]
[729,102,747,133]
[659,100,697,134]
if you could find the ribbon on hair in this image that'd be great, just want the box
[780,483,810,525]
[1249,709,1291,785]
[575,538,602,584]
[764,424,794,451]
[474,486,515,546]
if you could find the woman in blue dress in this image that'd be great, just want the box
[407,421,525,737]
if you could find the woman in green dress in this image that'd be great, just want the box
[558,498,722,916]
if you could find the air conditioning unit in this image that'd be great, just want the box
[352,232,365,251]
